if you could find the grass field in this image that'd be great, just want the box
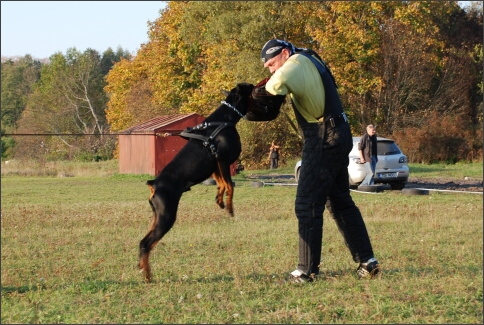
[1,160,482,323]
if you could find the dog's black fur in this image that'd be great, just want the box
[138,82,255,282]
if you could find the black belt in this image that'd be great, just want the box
[317,112,348,127]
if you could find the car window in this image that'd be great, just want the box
[377,141,401,155]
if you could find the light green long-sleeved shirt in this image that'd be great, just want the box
[265,53,326,123]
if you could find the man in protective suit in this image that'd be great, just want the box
[260,39,380,282]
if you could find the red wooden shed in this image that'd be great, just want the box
[118,113,205,176]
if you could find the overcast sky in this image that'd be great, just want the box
[1,1,167,59]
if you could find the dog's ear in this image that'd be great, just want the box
[233,82,255,98]
[243,83,255,96]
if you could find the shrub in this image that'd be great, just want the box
[392,112,483,163]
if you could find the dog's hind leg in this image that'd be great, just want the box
[138,200,155,283]
[212,170,226,210]
[214,161,235,216]
[139,185,178,283]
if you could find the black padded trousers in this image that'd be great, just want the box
[295,121,375,276]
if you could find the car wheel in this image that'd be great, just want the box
[357,184,385,192]
[389,181,406,190]
[251,181,264,188]
[203,178,216,185]
[401,188,429,195]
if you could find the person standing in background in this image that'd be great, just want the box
[268,140,280,169]
[358,124,378,186]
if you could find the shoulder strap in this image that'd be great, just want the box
[296,50,344,118]
[296,50,338,88]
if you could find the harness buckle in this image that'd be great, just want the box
[209,143,218,158]
[342,112,348,123]
[318,112,347,126]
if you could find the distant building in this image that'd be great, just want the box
[118,114,205,175]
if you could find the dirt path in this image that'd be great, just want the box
[405,176,483,192]
[247,173,483,193]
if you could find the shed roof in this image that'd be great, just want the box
[119,113,202,134]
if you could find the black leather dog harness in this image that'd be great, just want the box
[178,122,234,158]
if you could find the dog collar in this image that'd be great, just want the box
[221,101,244,118]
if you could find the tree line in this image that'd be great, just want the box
[1,48,131,161]
[2,1,482,166]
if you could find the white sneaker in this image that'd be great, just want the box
[288,269,315,283]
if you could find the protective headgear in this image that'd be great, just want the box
[260,39,296,63]
[245,78,286,121]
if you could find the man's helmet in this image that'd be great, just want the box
[245,78,286,121]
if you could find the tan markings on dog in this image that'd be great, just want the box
[147,184,155,200]
[214,161,234,216]
[212,171,226,210]
[139,256,152,283]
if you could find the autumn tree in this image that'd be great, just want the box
[306,2,392,129]
[1,55,41,129]
[15,48,128,160]
[105,1,317,166]
[1,55,42,158]
[105,1,482,165]
[390,2,483,162]
[105,2,204,131]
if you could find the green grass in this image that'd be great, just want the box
[408,162,483,179]
[1,158,482,179]
[1,160,483,323]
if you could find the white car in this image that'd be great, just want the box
[294,136,409,190]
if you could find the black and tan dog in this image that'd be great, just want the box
[138,83,252,283]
